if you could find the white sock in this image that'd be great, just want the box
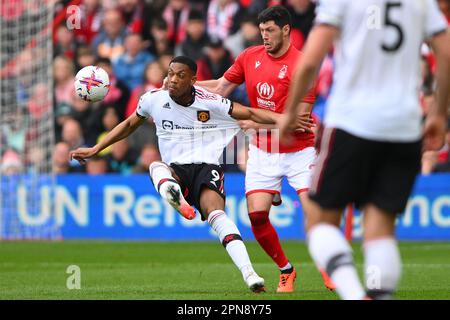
[280,262,293,272]
[208,210,255,279]
[364,237,401,299]
[149,162,184,202]
[308,223,366,300]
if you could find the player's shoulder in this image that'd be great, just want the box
[140,88,167,102]
[243,45,267,57]
[194,86,223,102]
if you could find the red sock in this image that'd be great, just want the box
[249,211,289,268]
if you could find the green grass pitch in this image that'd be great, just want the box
[0,241,449,300]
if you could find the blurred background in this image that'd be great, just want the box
[0,0,449,241]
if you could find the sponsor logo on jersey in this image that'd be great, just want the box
[255,60,261,69]
[162,120,173,130]
[197,110,210,123]
[256,82,275,100]
[162,102,171,109]
[278,65,288,79]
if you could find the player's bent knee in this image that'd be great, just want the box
[248,211,270,227]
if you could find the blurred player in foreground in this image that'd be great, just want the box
[279,0,450,300]
[70,56,312,293]
[197,5,335,293]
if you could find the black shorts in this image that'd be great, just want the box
[309,128,421,215]
[170,163,225,219]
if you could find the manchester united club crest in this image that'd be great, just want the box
[197,110,210,122]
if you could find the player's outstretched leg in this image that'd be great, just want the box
[207,209,266,293]
[248,209,296,293]
[149,161,196,220]
[308,222,366,300]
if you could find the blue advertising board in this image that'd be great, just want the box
[7,173,450,240]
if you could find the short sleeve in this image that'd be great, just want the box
[224,50,246,84]
[315,0,348,28]
[424,0,448,39]
[210,95,234,118]
[136,92,152,119]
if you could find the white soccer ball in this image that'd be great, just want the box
[74,66,110,102]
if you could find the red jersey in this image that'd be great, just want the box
[224,45,316,153]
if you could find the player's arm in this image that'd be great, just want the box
[70,113,146,164]
[424,29,450,151]
[278,25,337,138]
[239,102,315,133]
[196,76,239,97]
[231,102,312,130]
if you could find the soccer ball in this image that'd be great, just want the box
[74,66,110,102]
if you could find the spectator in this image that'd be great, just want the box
[73,0,103,45]
[26,145,46,174]
[206,0,240,41]
[286,0,316,40]
[113,33,155,91]
[106,139,137,174]
[175,10,210,61]
[197,39,233,81]
[133,144,161,173]
[75,46,97,71]
[53,142,82,174]
[147,18,174,57]
[61,118,85,150]
[69,90,101,145]
[54,56,76,106]
[62,118,88,172]
[97,106,121,156]
[92,9,127,63]
[1,149,23,175]
[224,14,262,58]
[86,155,110,175]
[125,60,165,118]
[162,0,191,46]
[118,0,145,33]
[54,25,78,59]
[96,57,130,120]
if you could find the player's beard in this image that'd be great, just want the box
[264,37,283,55]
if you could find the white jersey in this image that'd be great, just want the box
[316,0,448,142]
[136,86,240,165]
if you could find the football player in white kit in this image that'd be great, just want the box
[70,56,311,293]
[279,0,450,300]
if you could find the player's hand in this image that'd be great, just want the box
[238,120,258,131]
[423,113,447,151]
[69,147,99,165]
[291,112,315,133]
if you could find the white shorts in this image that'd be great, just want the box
[245,144,316,205]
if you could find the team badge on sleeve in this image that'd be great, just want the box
[197,111,210,122]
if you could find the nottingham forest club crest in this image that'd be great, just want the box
[197,111,210,123]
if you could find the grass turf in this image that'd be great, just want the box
[0,241,449,300]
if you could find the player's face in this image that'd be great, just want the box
[259,21,289,54]
[167,62,196,98]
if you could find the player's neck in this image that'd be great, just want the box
[268,41,291,59]
[170,87,196,107]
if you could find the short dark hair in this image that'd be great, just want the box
[170,56,197,74]
[257,5,292,30]
[95,57,112,66]
[188,10,204,21]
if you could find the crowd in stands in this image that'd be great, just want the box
[1,0,450,176]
